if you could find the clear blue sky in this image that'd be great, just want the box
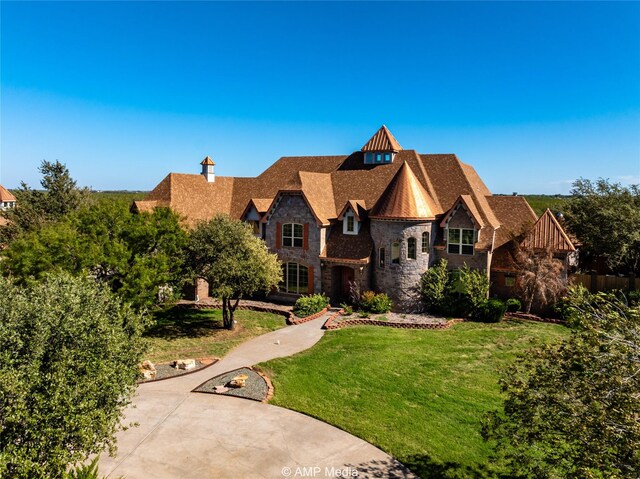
[1,1,639,194]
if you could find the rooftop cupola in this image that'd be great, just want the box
[361,125,403,165]
[200,156,215,183]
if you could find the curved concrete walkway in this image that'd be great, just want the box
[100,312,414,479]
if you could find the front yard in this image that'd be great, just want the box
[143,308,287,363]
[260,319,569,478]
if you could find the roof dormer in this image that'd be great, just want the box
[361,125,403,165]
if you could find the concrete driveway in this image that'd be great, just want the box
[100,313,414,479]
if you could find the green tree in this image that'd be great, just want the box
[0,160,90,242]
[1,200,187,310]
[0,273,147,478]
[185,215,282,329]
[483,290,640,478]
[565,178,640,274]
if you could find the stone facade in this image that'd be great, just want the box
[370,219,434,310]
[265,193,322,294]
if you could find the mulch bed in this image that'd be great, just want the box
[193,367,270,402]
[139,357,218,383]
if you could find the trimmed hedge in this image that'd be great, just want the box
[293,294,329,318]
[359,291,393,314]
[473,299,507,323]
[505,298,522,312]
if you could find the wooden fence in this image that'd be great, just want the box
[571,273,639,293]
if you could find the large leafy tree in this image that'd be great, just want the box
[483,289,640,478]
[565,178,640,274]
[0,199,187,310]
[0,273,147,478]
[0,160,90,242]
[185,215,282,329]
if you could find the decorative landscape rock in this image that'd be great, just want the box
[173,359,196,370]
[194,367,269,402]
[139,360,157,380]
[228,374,249,388]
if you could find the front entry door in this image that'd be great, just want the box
[341,267,354,298]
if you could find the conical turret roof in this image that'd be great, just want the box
[369,162,437,220]
[361,125,403,152]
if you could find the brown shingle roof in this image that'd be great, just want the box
[369,162,438,220]
[321,222,374,262]
[487,195,538,249]
[361,125,403,152]
[0,185,16,202]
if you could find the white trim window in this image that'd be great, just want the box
[283,223,303,247]
[280,263,309,294]
[391,241,400,264]
[343,212,358,235]
[407,237,417,260]
[421,231,429,254]
[448,228,474,255]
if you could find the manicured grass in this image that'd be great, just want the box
[144,308,286,363]
[261,320,568,478]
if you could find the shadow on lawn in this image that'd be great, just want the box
[347,454,498,479]
[144,307,225,340]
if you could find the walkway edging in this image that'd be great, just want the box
[324,310,465,330]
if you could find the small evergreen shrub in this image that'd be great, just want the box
[340,303,353,315]
[359,291,393,313]
[505,298,522,312]
[419,259,449,312]
[474,299,507,323]
[293,294,329,317]
[358,311,371,318]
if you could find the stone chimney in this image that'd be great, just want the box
[200,156,215,183]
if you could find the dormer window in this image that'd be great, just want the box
[364,152,394,164]
[343,211,359,235]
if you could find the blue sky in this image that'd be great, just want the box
[1,1,639,194]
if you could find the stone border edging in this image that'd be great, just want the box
[139,358,219,384]
[324,310,464,330]
[505,312,566,324]
[289,307,329,325]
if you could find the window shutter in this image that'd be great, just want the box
[303,223,309,250]
[308,265,314,294]
[276,222,282,249]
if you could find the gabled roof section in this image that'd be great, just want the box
[369,161,437,220]
[337,200,367,221]
[0,185,16,202]
[240,198,272,219]
[439,195,485,229]
[299,171,336,225]
[487,195,538,249]
[524,208,576,252]
[361,125,403,152]
[200,156,215,166]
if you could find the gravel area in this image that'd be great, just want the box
[139,358,217,383]
[337,312,449,325]
[194,367,268,402]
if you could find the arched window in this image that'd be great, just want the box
[391,242,400,264]
[407,237,417,260]
[422,232,429,254]
[282,223,304,247]
[280,263,308,294]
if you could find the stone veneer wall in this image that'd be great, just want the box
[370,219,434,311]
[264,193,322,294]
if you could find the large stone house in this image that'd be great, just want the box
[0,184,17,228]
[134,126,574,308]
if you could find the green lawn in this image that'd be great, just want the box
[261,320,568,478]
[144,308,286,363]
[523,194,571,216]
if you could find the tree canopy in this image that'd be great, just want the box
[483,289,640,478]
[185,215,282,329]
[565,178,640,274]
[1,199,187,310]
[0,160,90,242]
[0,273,146,478]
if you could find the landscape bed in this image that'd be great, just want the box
[260,319,569,478]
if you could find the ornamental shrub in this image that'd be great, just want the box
[505,298,522,312]
[474,299,507,323]
[451,265,490,317]
[359,291,393,313]
[293,293,329,317]
[419,259,449,312]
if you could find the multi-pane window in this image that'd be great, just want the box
[447,228,474,255]
[505,275,516,287]
[283,223,303,247]
[391,242,400,264]
[421,232,429,253]
[379,247,386,268]
[280,263,309,294]
[407,237,417,260]
[364,152,393,164]
[346,216,355,232]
